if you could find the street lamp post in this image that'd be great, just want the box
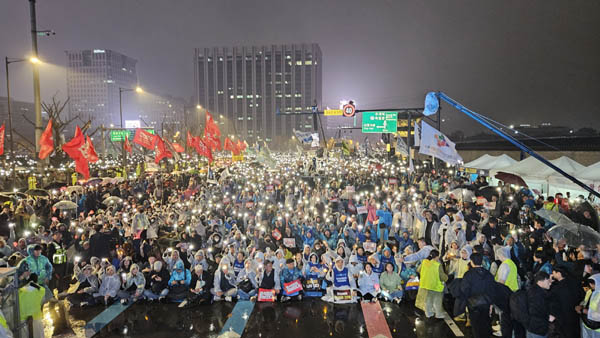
[5,57,40,186]
[118,86,142,177]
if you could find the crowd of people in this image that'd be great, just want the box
[0,153,599,338]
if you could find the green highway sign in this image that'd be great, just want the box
[361,111,398,133]
[109,128,154,142]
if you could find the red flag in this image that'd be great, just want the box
[0,124,5,156]
[224,137,241,155]
[86,136,99,162]
[196,138,213,163]
[186,131,195,148]
[171,142,184,153]
[204,112,221,138]
[205,133,221,151]
[39,119,54,159]
[154,136,172,164]
[123,135,132,153]
[133,128,157,150]
[236,139,246,153]
[62,126,90,179]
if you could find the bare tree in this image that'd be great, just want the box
[23,94,77,152]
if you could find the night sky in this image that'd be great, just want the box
[1,0,598,135]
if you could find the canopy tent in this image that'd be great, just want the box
[490,156,543,177]
[577,161,600,182]
[533,156,586,180]
[463,154,496,169]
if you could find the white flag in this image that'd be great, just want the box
[418,121,463,165]
[414,122,421,147]
[396,136,409,156]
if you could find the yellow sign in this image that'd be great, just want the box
[324,109,343,116]
[71,173,77,185]
[232,155,244,162]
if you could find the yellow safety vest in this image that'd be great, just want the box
[19,285,45,321]
[495,259,519,292]
[52,242,67,265]
[421,259,444,292]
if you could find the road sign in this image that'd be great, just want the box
[342,104,355,117]
[324,109,343,116]
[361,112,398,133]
[109,128,154,142]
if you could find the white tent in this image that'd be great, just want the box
[491,156,544,177]
[463,154,496,169]
[577,161,600,182]
[532,156,586,180]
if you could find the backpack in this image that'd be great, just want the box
[509,288,529,327]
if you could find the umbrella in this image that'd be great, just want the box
[494,171,528,187]
[547,223,600,248]
[534,209,575,227]
[476,186,500,201]
[84,177,102,186]
[53,200,78,210]
[113,177,125,183]
[44,182,67,190]
[3,192,27,199]
[66,186,84,194]
[103,196,123,205]
[25,189,50,197]
[100,177,115,186]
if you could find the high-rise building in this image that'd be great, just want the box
[65,49,138,131]
[194,44,322,147]
[0,96,41,149]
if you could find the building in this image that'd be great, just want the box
[0,96,39,150]
[194,44,322,147]
[135,94,186,135]
[65,49,138,131]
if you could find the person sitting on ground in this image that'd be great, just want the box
[118,263,145,304]
[212,262,237,302]
[166,260,192,302]
[93,265,121,306]
[236,259,258,300]
[358,262,380,302]
[143,260,170,302]
[323,256,357,304]
[179,264,213,308]
[280,258,304,302]
[379,262,403,304]
[67,264,99,307]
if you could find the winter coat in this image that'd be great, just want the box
[168,260,192,286]
[527,284,550,335]
[76,272,100,294]
[280,266,303,286]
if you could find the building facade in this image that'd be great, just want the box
[0,96,39,150]
[194,44,322,147]
[65,49,138,131]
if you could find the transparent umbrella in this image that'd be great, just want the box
[534,209,576,227]
[103,196,123,205]
[53,200,78,210]
[547,222,600,248]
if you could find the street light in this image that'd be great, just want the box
[196,104,202,110]
[5,56,41,185]
[119,86,143,177]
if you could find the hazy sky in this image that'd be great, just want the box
[1,0,599,134]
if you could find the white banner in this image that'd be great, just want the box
[418,121,462,165]
[413,122,421,147]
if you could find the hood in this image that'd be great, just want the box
[174,260,185,271]
[275,248,284,258]
[349,254,360,265]
[26,244,37,257]
[337,239,346,247]
[308,253,319,263]
[382,247,392,256]
[90,256,100,266]
[589,273,600,288]
[254,251,264,262]
[334,256,345,269]
[496,246,511,261]
[460,245,473,259]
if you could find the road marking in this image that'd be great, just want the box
[84,302,132,337]
[218,300,255,338]
[443,314,464,337]
[361,301,393,338]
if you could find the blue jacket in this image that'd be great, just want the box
[280,266,303,286]
[169,261,192,286]
[17,245,53,283]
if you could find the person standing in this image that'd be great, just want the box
[418,249,447,319]
[459,253,496,338]
[47,231,67,292]
[549,266,583,337]
[526,272,554,338]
